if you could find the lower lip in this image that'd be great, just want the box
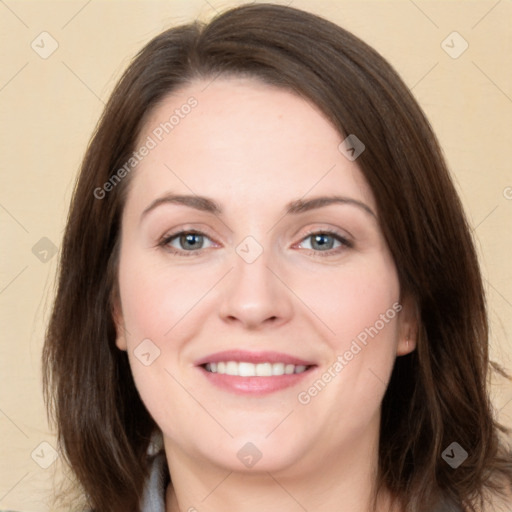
[199,366,313,395]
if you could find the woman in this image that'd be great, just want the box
[43,3,512,511]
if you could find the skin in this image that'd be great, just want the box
[114,77,417,512]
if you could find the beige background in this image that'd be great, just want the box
[0,0,511,510]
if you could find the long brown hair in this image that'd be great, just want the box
[43,3,512,511]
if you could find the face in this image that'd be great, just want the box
[115,77,415,477]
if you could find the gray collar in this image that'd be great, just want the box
[140,452,167,512]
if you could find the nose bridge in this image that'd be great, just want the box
[233,245,272,293]
[218,238,293,327]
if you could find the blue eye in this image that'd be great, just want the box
[298,232,351,253]
[159,229,350,256]
[162,231,215,253]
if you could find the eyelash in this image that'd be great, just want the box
[158,229,352,257]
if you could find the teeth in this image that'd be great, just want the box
[204,361,309,377]
[273,363,285,376]
[285,364,295,375]
[225,361,238,375]
[256,362,272,376]
[238,362,255,377]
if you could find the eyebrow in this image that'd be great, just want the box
[140,193,376,221]
[141,194,222,219]
[285,196,375,217]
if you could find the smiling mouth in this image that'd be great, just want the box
[202,361,311,377]
[196,350,317,394]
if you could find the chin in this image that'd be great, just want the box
[202,433,310,475]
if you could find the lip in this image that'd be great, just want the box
[195,350,317,396]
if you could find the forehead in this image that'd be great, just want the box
[127,77,375,216]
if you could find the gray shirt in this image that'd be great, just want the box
[140,453,167,512]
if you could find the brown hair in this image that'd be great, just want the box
[43,3,512,511]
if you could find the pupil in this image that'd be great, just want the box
[181,233,203,249]
[312,234,333,250]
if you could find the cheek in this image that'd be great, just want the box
[117,253,216,439]
[293,255,401,428]
[118,253,219,344]
[292,255,401,351]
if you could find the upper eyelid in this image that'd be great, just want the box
[160,225,219,243]
[292,225,353,244]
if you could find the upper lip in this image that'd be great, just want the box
[194,350,316,367]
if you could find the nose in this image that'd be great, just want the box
[218,248,294,330]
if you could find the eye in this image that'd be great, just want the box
[161,231,216,253]
[297,231,351,253]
